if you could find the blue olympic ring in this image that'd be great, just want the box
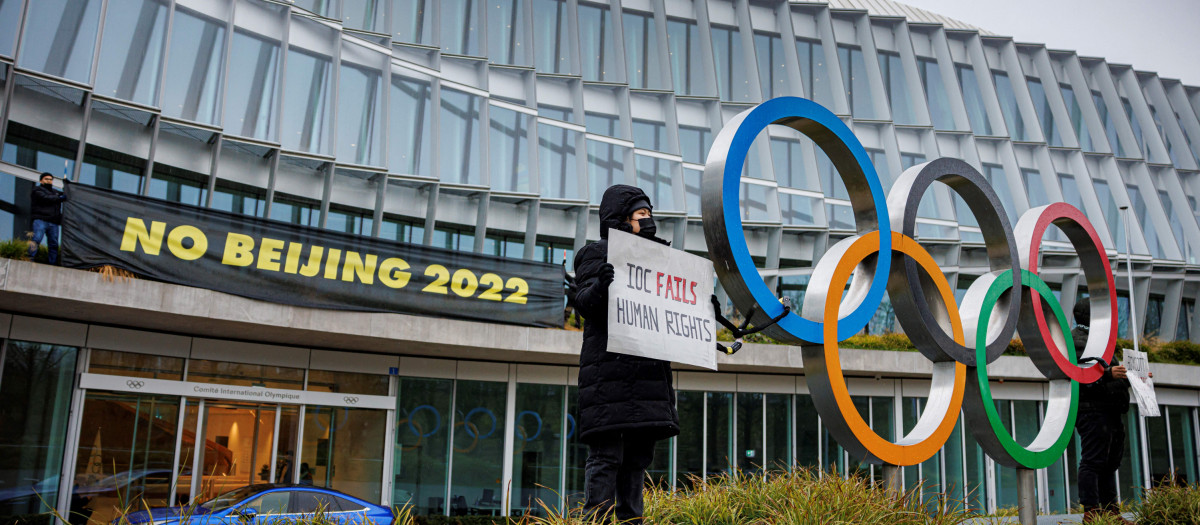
[710,97,890,342]
[406,405,441,438]
[515,411,542,441]
[463,407,497,439]
[565,414,575,439]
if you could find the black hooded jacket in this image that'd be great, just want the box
[1073,325,1131,414]
[31,183,66,224]
[572,185,680,444]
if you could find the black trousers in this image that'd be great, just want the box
[1077,410,1126,511]
[584,431,657,523]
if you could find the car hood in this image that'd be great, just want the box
[122,506,214,524]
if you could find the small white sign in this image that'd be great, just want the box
[1123,348,1159,417]
[606,230,717,370]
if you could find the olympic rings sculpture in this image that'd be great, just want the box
[702,97,1117,469]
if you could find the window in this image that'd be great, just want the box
[440,0,481,55]
[440,87,484,185]
[1122,97,1145,156]
[211,179,266,217]
[393,0,434,45]
[161,8,227,125]
[584,112,622,138]
[389,67,434,177]
[586,140,627,205]
[148,164,207,206]
[956,64,992,135]
[533,0,573,74]
[0,0,22,56]
[342,0,385,32]
[711,25,754,102]
[1093,90,1126,156]
[754,32,787,100]
[1021,168,1046,207]
[684,168,702,216]
[489,105,532,193]
[80,145,144,195]
[578,1,619,82]
[94,0,168,106]
[1061,84,1094,151]
[379,216,424,244]
[667,17,715,97]
[243,491,291,515]
[1027,78,1060,146]
[839,45,877,119]
[918,57,955,130]
[224,28,282,141]
[337,51,385,166]
[632,119,668,152]
[18,0,102,82]
[1092,179,1124,250]
[982,163,1017,224]
[1127,183,1164,258]
[270,193,321,227]
[488,0,528,65]
[796,38,834,108]
[281,46,334,155]
[678,125,713,165]
[289,491,341,513]
[536,239,574,271]
[324,205,373,235]
[484,232,525,259]
[0,341,79,523]
[624,10,665,90]
[432,226,476,251]
[394,377,453,514]
[1144,294,1165,337]
[635,155,678,212]
[538,124,579,199]
[878,51,915,124]
[992,70,1025,141]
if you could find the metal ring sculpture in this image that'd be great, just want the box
[703,97,1117,469]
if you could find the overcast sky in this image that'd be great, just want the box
[897,0,1200,86]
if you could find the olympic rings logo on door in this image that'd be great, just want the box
[701,97,1118,469]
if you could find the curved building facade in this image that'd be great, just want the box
[1,0,1199,520]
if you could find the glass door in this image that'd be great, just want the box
[193,402,281,502]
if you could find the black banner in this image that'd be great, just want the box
[61,184,564,328]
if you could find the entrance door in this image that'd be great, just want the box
[192,402,291,501]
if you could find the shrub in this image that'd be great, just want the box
[1135,482,1200,525]
[0,238,31,260]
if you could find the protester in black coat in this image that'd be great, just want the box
[1074,301,1140,525]
[573,184,679,524]
[28,172,67,265]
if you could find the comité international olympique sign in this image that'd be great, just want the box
[702,97,1118,469]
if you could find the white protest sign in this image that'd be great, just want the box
[1123,348,1159,417]
[606,229,717,370]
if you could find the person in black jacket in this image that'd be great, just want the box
[573,184,680,524]
[1074,301,1143,525]
[29,172,67,265]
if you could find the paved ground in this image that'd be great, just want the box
[961,513,1136,524]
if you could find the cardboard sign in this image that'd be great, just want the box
[606,230,717,370]
[1123,348,1160,417]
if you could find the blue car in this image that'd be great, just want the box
[120,484,393,525]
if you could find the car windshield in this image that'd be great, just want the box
[198,486,261,512]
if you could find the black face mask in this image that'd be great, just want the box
[635,217,656,237]
[41,182,53,188]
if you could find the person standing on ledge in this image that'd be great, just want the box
[572,184,679,524]
[1074,301,1145,525]
[29,172,67,265]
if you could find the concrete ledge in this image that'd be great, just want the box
[2,259,1198,389]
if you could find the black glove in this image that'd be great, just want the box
[598,263,615,287]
